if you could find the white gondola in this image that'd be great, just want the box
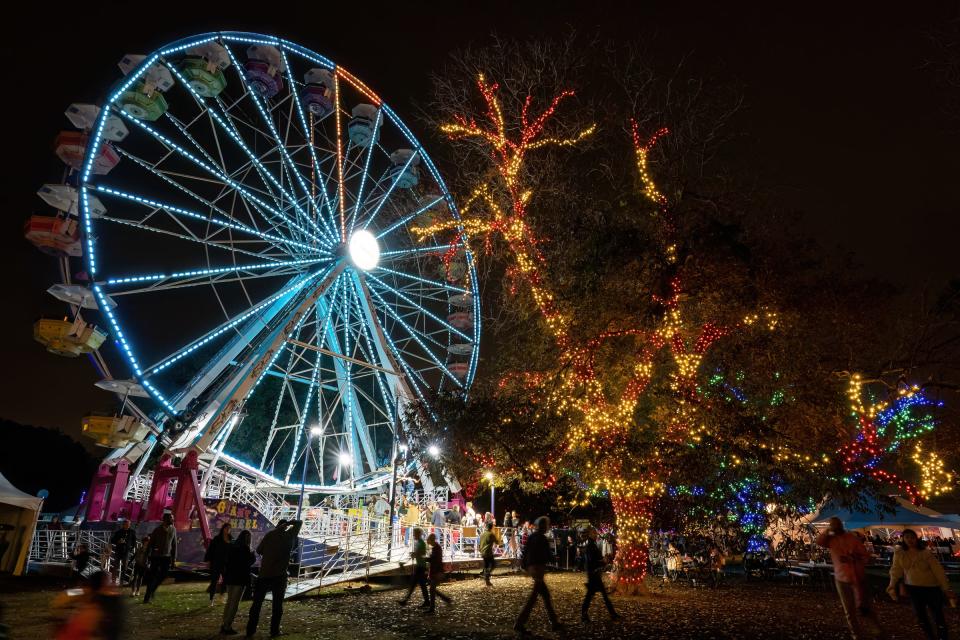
[188,42,231,70]
[118,54,175,91]
[37,184,106,217]
[65,104,128,141]
[348,104,380,147]
[47,284,116,310]
[303,68,334,117]
[449,292,474,308]
[94,378,150,398]
[448,343,474,356]
[387,149,420,189]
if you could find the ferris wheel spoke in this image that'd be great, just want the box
[220,45,321,234]
[374,195,445,240]
[113,150,301,257]
[348,285,396,426]
[95,213,287,264]
[357,149,420,231]
[371,266,467,294]
[365,273,472,343]
[158,63,334,249]
[92,185,319,258]
[143,266,330,377]
[99,256,326,292]
[279,49,340,245]
[366,283,463,388]
[162,107,288,229]
[111,107,328,248]
[348,108,383,234]
[380,242,465,262]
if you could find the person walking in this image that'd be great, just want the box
[142,513,177,604]
[580,527,618,623]
[130,535,149,597]
[886,528,955,640]
[816,517,886,639]
[205,523,233,605]
[109,520,136,585]
[426,533,452,613]
[398,527,430,608]
[479,522,501,586]
[246,519,302,638]
[515,516,562,634]
[220,530,255,636]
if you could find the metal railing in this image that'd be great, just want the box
[29,529,136,582]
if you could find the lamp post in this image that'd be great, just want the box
[296,426,323,521]
[484,471,495,520]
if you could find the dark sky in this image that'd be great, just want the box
[3,2,958,438]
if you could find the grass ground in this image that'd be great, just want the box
[1,568,957,639]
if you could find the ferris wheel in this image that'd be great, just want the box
[28,32,480,492]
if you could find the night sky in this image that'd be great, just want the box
[2,2,957,440]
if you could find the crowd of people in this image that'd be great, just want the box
[54,499,960,640]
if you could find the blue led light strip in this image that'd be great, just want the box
[374,195,444,240]
[93,186,320,256]
[349,108,383,234]
[145,267,331,376]
[349,281,395,426]
[103,257,326,286]
[381,243,464,258]
[279,49,340,245]
[113,149,301,259]
[365,273,472,343]
[367,284,463,388]
[359,148,420,230]
[372,265,468,294]
[111,108,327,247]
[220,43,325,241]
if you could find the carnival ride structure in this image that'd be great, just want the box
[27,33,480,552]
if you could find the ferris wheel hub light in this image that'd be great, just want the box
[348,229,380,271]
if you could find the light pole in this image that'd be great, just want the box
[296,426,323,522]
[484,471,495,520]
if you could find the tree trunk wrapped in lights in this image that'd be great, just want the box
[609,493,655,595]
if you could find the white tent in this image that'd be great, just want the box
[0,472,42,575]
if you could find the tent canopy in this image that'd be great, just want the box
[0,473,42,511]
[0,472,42,575]
[812,496,960,530]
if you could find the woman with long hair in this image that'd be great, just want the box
[887,528,955,640]
[205,523,233,604]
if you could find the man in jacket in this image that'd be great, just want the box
[109,519,136,584]
[143,513,177,604]
[246,518,303,638]
[580,527,618,622]
[478,522,501,586]
[515,516,561,634]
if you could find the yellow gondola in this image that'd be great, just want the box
[33,317,107,357]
